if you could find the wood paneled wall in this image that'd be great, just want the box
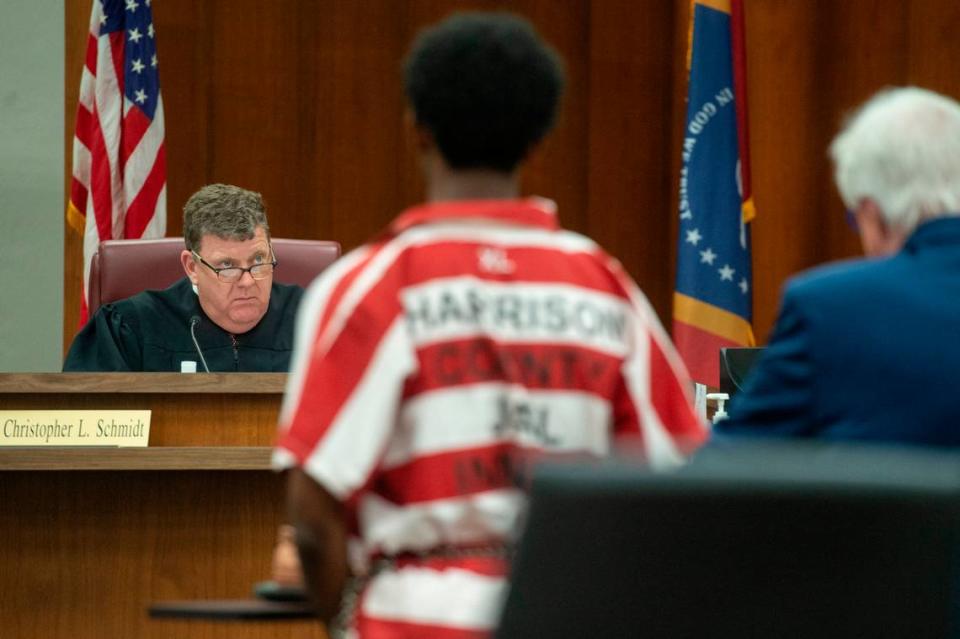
[63,0,960,354]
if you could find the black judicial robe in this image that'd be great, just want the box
[63,278,304,372]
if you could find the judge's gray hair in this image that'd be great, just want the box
[830,87,960,233]
[182,184,270,252]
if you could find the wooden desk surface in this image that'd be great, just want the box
[0,372,288,394]
[0,446,273,470]
[0,373,327,639]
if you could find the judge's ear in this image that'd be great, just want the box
[181,250,198,283]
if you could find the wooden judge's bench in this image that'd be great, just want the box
[0,373,327,639]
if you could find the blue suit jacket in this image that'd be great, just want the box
[715,217,960,446]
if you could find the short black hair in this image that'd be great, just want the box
[404,12,565,173]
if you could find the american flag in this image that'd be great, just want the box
[68,0,166,326]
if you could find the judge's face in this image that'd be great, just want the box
[180,226,273,334]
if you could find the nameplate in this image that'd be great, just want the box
[0,410,151,447]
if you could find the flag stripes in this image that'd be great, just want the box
[68,0,166,326]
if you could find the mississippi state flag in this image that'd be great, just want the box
[67,0,166,326]
[673,0,755,386]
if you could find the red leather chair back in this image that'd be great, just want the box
[88,237,341,316]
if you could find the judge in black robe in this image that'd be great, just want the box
[63,277,303,372]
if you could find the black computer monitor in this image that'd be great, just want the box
[496,444,960,638]
[718,346,764,395]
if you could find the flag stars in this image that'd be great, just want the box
[685,228,703,246]
[148,23,155,38]
[739,278,749,294]
[718,264,735,281]
[128,27,143,43]
[99,12,107,26]
[151,54,158,68]
[134,88,148,104]
[131,58,145,74]
[125,0,139,12]
[699,248,717,265]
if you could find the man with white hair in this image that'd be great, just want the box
[715,87,960,445]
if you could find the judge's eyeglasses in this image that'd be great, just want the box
[191,249,277,283]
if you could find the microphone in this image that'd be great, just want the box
[189,316,211,373]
